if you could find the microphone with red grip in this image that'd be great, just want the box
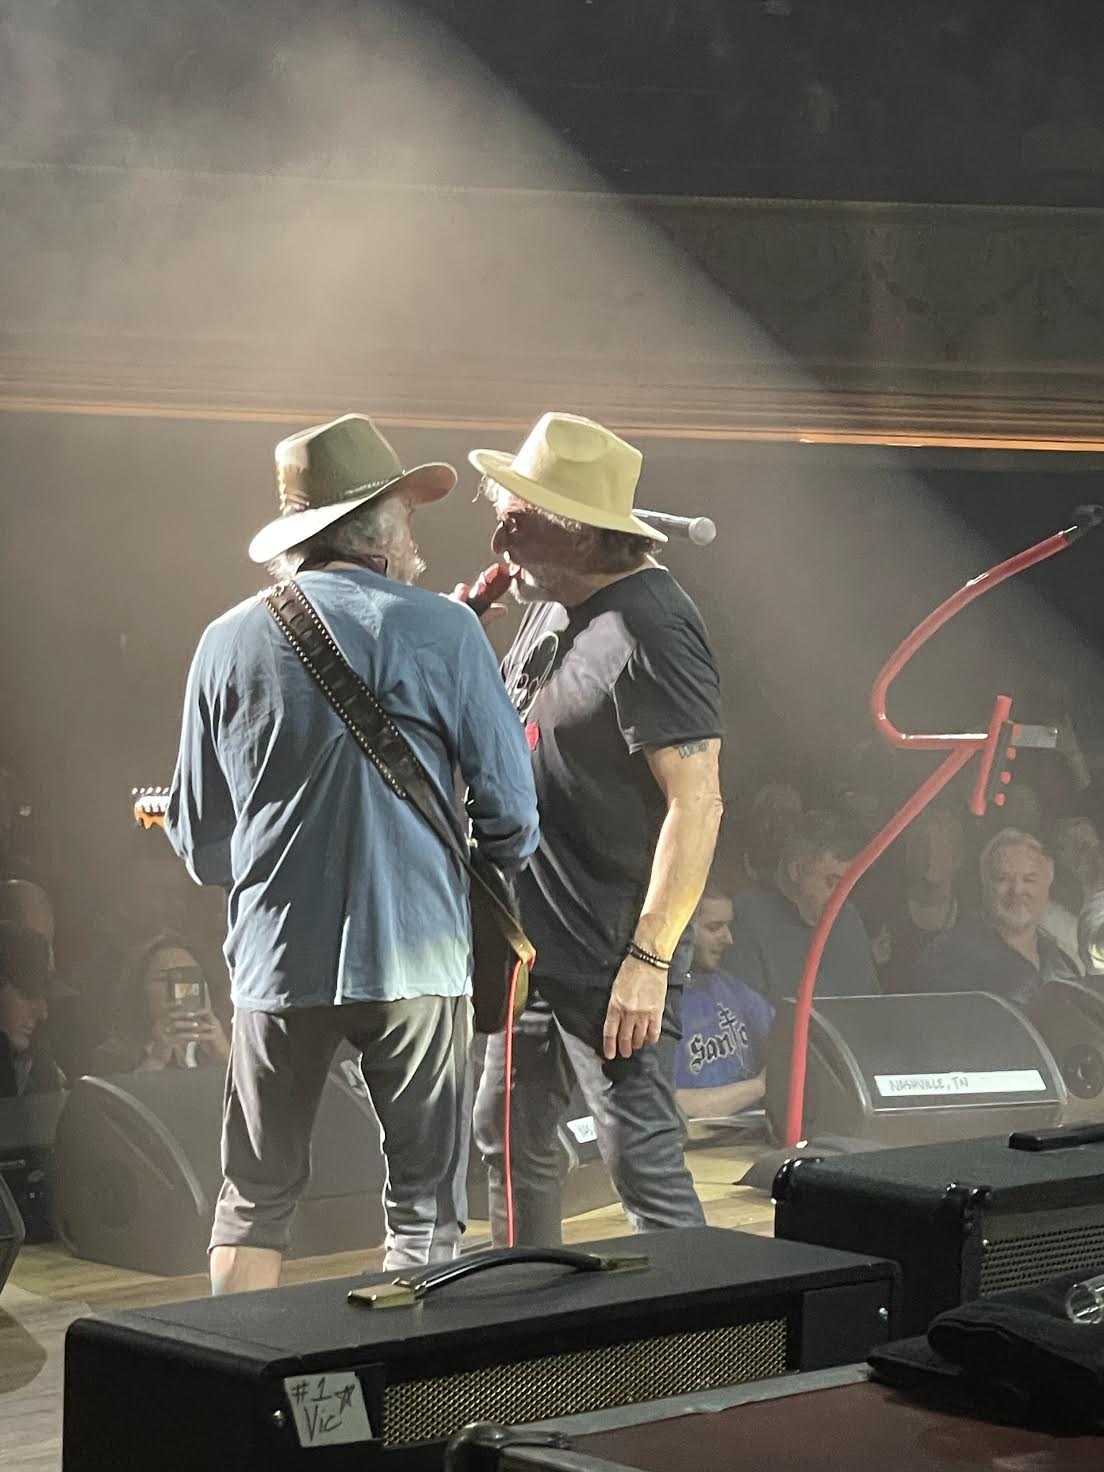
[464,562,516,617]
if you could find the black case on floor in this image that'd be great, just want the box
[63,1227,897,1472]
[773,1130,1104,1334]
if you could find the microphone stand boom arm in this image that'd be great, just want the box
[782,505,1104,1147]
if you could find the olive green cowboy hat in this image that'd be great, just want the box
[249,413,457,564]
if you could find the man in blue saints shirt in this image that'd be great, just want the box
[165,414,539,1294]
[675,885,774,1120]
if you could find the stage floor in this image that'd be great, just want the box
[0,1140,773,1472]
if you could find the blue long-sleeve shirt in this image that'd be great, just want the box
[164,569,540,1011]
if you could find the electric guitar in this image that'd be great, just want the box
[130,784,530,1031]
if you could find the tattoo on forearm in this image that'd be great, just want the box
[675,740,709,758]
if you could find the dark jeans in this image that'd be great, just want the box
[473,976,705,1246]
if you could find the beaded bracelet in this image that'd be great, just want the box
[626,940,672,971]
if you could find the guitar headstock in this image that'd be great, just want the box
[132,786,170,830]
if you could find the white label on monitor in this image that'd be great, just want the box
[283,1372,373,1448]
[874,1070,1046,1098]
[567,1115,598,1143]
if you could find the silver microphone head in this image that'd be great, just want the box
[635,510,718,545]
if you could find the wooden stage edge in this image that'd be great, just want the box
[0,1141,774,1472]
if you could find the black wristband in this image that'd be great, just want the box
[626,940,672,971]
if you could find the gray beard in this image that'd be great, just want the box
[394,550,426,585]
[510,572,556,604]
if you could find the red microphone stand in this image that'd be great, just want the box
[783,506,1104,1148]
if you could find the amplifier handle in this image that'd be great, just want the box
[1009,1122,1104,1152]
[349,1246,649,1309]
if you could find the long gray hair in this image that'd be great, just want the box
[267,494,421,582]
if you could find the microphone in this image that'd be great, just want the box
[464,562,516,617]
[635,510,717,546]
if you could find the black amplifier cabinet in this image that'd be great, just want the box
[63,1228,897,1472]
[774,1129,1104,1335]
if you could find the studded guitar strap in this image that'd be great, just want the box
[262,578,534,991]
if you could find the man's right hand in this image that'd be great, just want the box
[602,953,668,1059]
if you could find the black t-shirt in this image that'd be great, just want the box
[502,567,722,986]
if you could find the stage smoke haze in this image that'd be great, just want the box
[0,1,1101,911]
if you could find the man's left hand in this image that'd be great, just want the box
[449,583,508,628]
[602,954,667,1059]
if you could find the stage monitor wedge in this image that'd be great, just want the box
[765,992,1066,1147]
[54,1064,387,1275]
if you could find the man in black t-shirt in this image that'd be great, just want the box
[464,412,723,1245]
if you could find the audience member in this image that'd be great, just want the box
[88,932,229,1074]
[914,828,1078,1006]
[0,877,85,1075]
[0,922,64,1097]
[1066,830,1104,978]
[1041,816,1102,974]
[83,848,229,1025]
[740,782,804,882]
[961,781,1044,914]
[0,878,56,966]
[875,807,965,993]
[727,810,879,1005]
[675,884,773,1121]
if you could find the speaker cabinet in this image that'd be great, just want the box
[63,1227,899,1472]
[1026,978,1104,1124]
[54,1065,387,1274]
[765,993,1066,1146]
[774,1130,1104,1334]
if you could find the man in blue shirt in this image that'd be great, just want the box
[675,887,774,1119]
[165,414,539,1294]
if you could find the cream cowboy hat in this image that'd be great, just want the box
[468,412,667,543]
[248,413,457,564]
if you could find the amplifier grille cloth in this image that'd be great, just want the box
[381,1318,788,1445]
[981,1222,1104,1296]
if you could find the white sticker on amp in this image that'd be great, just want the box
[567,1115,598,1143]
[874,1070,1046,1098]
[283,1372,373,1447]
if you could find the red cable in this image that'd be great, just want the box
[502,959,524,1248]
[784,522,1087,1147]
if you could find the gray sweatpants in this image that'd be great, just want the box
[212,995,472,1269]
